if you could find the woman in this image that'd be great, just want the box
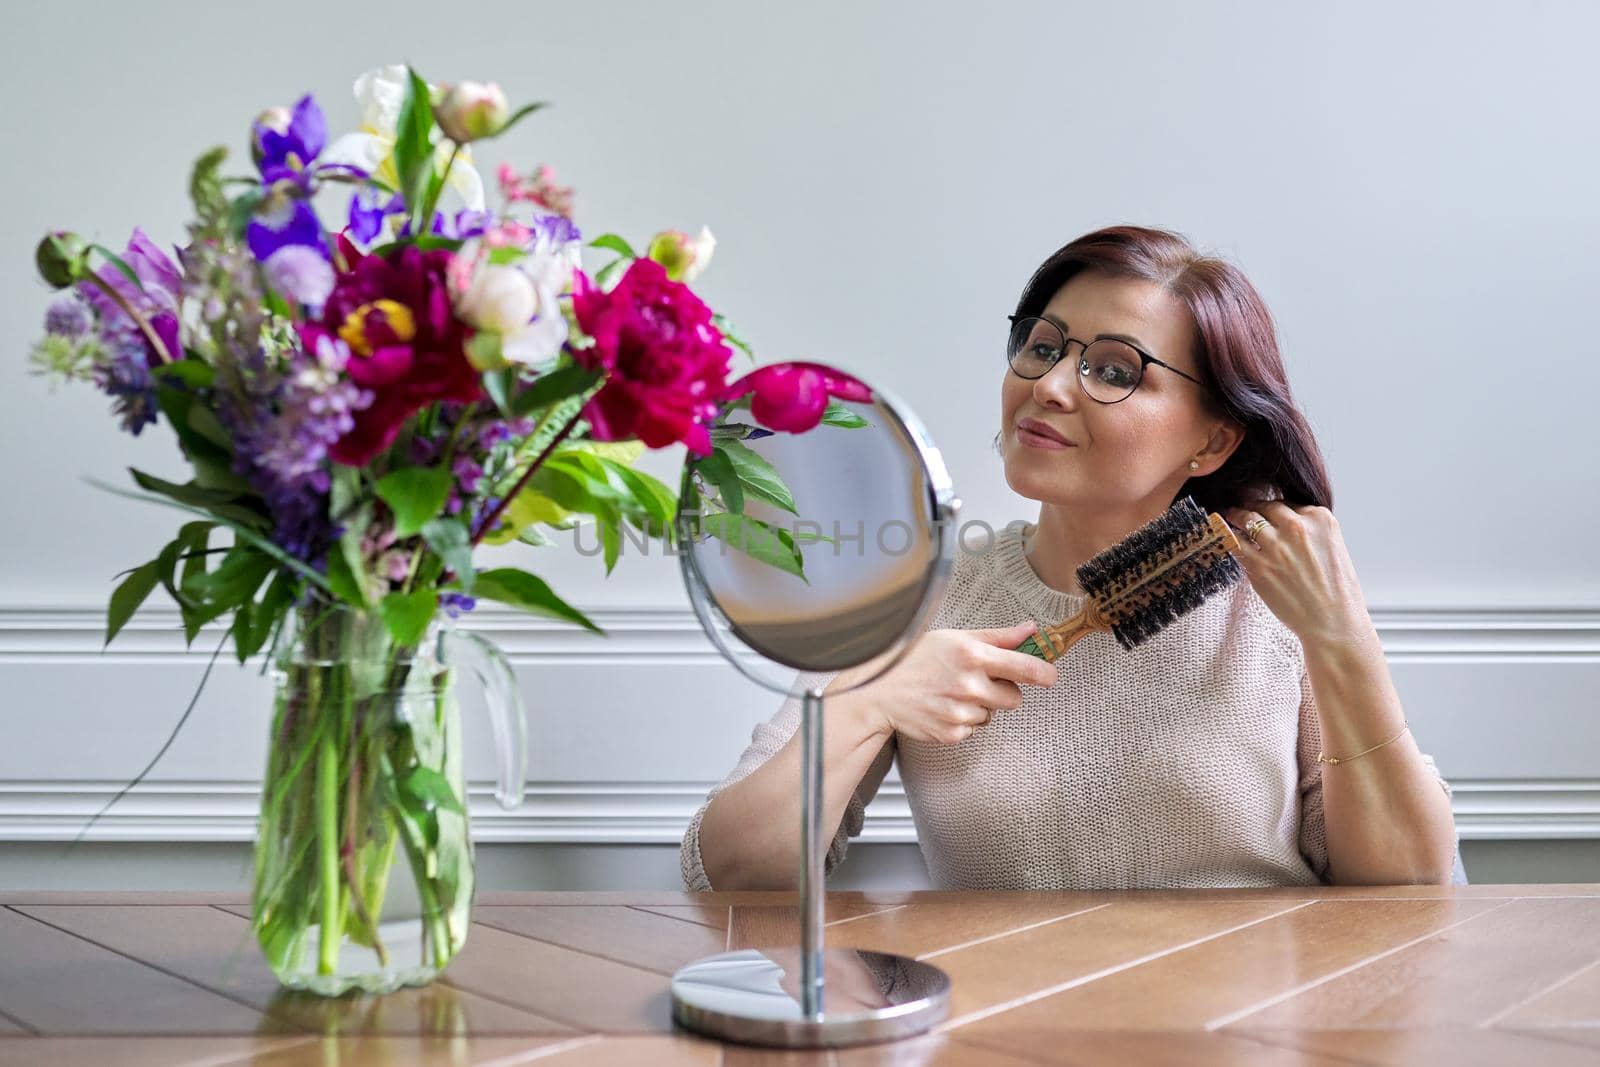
[681,225,1461,891]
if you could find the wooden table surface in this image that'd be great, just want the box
[1,884,1597,1066]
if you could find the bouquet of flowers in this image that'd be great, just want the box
[29,64,870,994]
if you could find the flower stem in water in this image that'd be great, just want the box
[316,726,341,975]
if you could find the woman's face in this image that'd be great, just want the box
[1000,271,1234,509]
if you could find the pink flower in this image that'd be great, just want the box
[721,361,874,434]
[569,258,733,456]
[497,162,575,218]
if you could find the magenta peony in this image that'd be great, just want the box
[722,360,874,433]
[319,245,483,465]
[569,257,732,456]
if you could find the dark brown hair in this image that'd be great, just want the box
[1000,224,1332,512]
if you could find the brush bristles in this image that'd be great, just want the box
[1076,496,1245,651]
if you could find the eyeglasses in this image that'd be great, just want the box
[1005,315,1210,404]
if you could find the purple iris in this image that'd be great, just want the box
[394,208,492,242]
[252,95,327,186]
[348,189,408,245]
[245,93,367,292]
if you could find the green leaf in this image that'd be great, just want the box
[587,233,636,258]
[236,571,293,663]
[530,458,621,514]
[366,234,463,259]
[87,244,144,291]
[106,560,160,647]
[186,403,233,451]
[597,513,621,575]
[394,67,437,218]
[189,450,252,494]
[593,258,625,290]
[564,438,645,465]
[152,360,215,389]
[599,459,678,532]
[511,363,603,417]
[421,518,474,594]
[517,526,556,547]
[380,588,438,646]
[548,451,630,499]
[481,364,514,413]
[152,386,252,498]
[129,467,267,531]
[185,546,273,607]
[229,598,257,664]
[85,476,334,594]
[331,467,373,608]
[226,189,264,241]
[819,399,870,428]
[375,466,452,538]
[403,765,465,815]
[479,486,571,545]
[473,568,604,635]
[493,101,548,140]
[175,521,214,598]
[695,449,743,515]
[323,542,367,607]
[717,439,797,515]
[701,512,807,579]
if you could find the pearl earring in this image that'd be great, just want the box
[1189,460,1200,471]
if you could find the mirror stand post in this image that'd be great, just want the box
[800,685,826,1017]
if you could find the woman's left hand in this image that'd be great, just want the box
[1223,501,1375,648]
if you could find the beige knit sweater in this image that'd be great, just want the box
[680,520,1457,891]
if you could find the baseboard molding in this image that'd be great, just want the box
[3,603,1598,662]
[4,778,1596,844]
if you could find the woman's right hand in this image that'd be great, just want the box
[847,622,1058,745]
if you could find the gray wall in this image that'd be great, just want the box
[2,0,1596,889]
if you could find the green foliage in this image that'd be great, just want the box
[473,568,603,634]
[188,146,231,231]
[510,363,603,418]
[421,518,474,594]
[375,466,452,539]
[105,560,160,646]
[714,439,796,514]
[700,512,807,579]
[380,588,439,646]
[394,67,437,227]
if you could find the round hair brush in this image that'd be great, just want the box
[1014,495,1245,661]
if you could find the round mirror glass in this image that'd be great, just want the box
[676,363,958,688]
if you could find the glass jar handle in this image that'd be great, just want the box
[440,627,527,810]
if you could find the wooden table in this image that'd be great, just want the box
[1,885,1597,1065]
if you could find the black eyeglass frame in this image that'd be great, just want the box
[1005,314,1212,403]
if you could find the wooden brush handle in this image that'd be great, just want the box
[1015,600,1113,662]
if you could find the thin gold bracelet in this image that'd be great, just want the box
[1316,720,1409,766]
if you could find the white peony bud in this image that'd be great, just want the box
[456,265,537,334]
[433,82,510,144]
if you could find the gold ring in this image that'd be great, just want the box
[1244,517,1271,546]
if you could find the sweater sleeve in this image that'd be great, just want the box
[1295,657,1460,884]
[680,669,896,892]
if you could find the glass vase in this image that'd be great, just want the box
[250,598,525,996]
